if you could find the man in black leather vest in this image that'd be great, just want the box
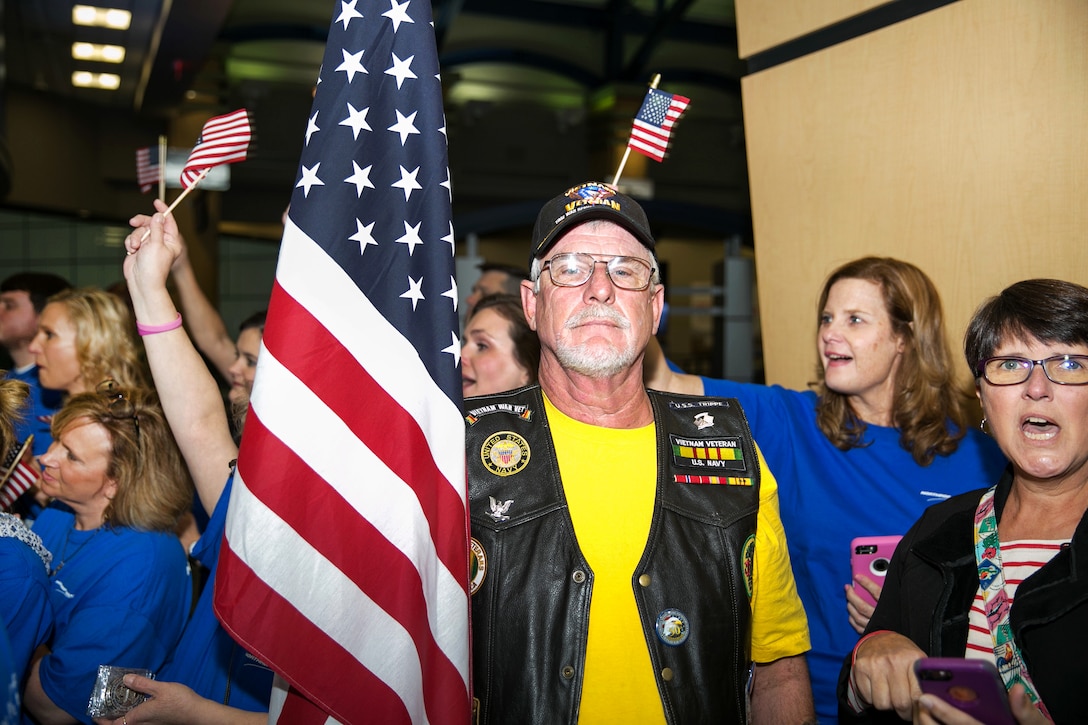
[466,182,816,724]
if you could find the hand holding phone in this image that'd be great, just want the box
[850,535,902,608]
[914,658,1015,725]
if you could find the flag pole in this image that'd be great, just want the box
[139,168,210,241]
[612,73,661,188]
[157,135,167,201]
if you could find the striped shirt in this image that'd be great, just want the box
[966,539,1068,659]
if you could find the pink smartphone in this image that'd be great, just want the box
[850,535,902,608]
[914,658,1014,725]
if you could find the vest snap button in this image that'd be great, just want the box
[638,573,652,587]
[561,665,575,679]
[661,667,674,682]
[572,570,586,583]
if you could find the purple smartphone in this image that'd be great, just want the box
[914,658,1014,725]
[849,535,902,608]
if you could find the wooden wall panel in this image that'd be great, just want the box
[740,0,1088,390]
[735,0,892,58]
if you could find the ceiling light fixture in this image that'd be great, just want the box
[72,71,121,90]
[72,42,126,63]
[72,5,132,30]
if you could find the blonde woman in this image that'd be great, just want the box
[28,287,146,396]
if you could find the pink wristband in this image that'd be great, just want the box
[137,313,183,336]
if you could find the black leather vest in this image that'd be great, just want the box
[466,385,760,724]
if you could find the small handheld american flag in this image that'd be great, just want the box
[1,437,37,512]
[135,146,160,194]
[627,86,690,162]
[612,76,690,187]
[180,109,251,189]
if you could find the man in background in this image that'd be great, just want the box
[0,272,71,456]
[465,262,529,316]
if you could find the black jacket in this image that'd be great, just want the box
[467,385,762,724]
[838,468,1088,724]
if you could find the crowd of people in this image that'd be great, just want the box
[0,181,1084,723]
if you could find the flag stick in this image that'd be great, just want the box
[139,167,210,241]
[612,73,661,188]
[157,135,167,201]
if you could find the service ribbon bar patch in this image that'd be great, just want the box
[669,434,747,473]
[673,474,753,486]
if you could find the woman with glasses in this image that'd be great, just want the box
[644,257,1008,722]
[841,278,1088,724]
[22,384,193,724]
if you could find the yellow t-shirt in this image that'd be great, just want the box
[545,396,810,723]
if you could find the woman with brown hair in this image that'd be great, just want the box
[22,384,192,724]
[461,292,539,398]
[645,257,1008,723]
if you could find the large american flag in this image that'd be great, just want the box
[212,1,469,723]
[627,87,690,162]
[180,108,252,188]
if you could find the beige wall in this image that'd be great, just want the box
[739,0,1088,390]
[735,0,892,58]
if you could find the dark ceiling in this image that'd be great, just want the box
[3,0,748,237]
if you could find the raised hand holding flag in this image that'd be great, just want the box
[135,110,251,243]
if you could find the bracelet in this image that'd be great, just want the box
[851,629,890,666]
[137,313,183,336]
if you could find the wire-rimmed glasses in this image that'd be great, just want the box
[541,252,654,291]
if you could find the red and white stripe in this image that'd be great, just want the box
[628,95,689,161]
[180,109,251,188]
[0,459,37,511]
[215,220,469,725]
[965,539,1066,659]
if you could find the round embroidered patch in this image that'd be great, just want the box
[469,538,487,595]
[742,534,756,600]
[481,432,530,476]
[655,608,690,646]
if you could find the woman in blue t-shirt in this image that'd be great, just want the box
[645,257,1008,723]
[25,385,193,724]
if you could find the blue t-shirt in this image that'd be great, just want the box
[32,506,192,724]
[0,527,53,690]
[0,623,19,725]
[4,366,63,457]
[159,474,273,711]
[700,379,1007,724]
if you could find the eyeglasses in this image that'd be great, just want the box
[541,252,654,291]
[96,379,141,442]
[976,355,1088,386]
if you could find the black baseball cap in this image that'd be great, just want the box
[529,182,656,264]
